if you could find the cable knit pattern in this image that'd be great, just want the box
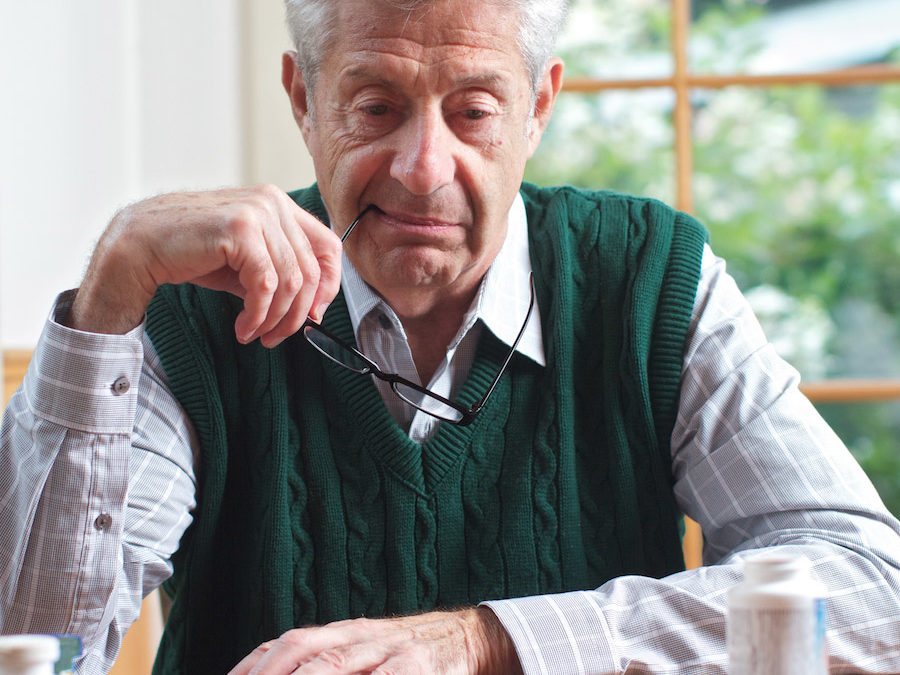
[565,198,619,580]
[460,338,512,601]
[145,183,706,673]
[414,495,439,608]
[287,451,317,622]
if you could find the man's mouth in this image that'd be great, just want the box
[367,204,465,232]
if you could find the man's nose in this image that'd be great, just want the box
[389,111,455,195]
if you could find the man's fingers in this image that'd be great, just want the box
[230,228,280,344]
[256,198,342,347]
[222,188,342,347]
[255,205,327,346]
[228,619,384,675]
[253,227,310,347]
[372,653,426,675]
[298,209,344,323]
[258,287,314,348]
[227,641,275,675]
[290,643,390,674]
[242,635,392,675]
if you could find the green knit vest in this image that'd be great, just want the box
[147,183,707,674]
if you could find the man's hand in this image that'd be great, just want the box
[227,607,522,675]
[68,185,342,347]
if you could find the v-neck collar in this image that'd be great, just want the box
[318,292,510,493]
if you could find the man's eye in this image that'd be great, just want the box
[365,104,389,116]
[463,109,489,120]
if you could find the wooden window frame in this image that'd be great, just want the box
[555,0,900,569]
[559,0,900,414]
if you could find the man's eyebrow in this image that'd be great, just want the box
[453,72,512,90]
[341,65,399,87]
[341,65,512,91]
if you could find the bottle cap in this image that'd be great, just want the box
[743,552,811,583]
[0,634,61,666]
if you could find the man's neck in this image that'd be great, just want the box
[397,291,475,385]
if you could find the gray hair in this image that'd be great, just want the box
[284,0,568,99]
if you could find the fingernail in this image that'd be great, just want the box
[260,334,279,349]
[312,303,329,322]
[236,327,253,344]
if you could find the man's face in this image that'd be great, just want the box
[283,0,561,314]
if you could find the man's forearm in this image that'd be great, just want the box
[0,312,136,643]
[0,302,197,672]
[64,186,345,346]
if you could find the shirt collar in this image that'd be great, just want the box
[339,190,545,367]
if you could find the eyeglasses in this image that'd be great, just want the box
[301,206,536,426]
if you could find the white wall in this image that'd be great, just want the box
[241,0,320,188]
[0,0,314,349]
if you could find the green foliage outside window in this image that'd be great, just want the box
[526,0,900,515]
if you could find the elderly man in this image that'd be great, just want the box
[2,0,900,672]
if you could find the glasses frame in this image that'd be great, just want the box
[300,206,536,426]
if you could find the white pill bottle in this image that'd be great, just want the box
[0,635,59,675]
[728,553,827,675]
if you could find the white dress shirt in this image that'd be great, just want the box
[2,192,900,674]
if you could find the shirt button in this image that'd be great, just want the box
[111,376,130,395]
[94,513,113,532]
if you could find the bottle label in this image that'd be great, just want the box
[729,603,827,675]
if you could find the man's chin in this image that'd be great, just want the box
[362,253,477,298]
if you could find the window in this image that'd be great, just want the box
[526,0,900,541]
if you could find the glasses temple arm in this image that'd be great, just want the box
[469,273,536,413]
[341,204,376,243]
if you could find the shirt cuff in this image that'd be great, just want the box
[23,290,145,434]
[482,591,618,675]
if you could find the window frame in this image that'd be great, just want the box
[556,0,900,568]
[558,0,900,410]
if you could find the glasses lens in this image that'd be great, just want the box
[303,326,372,374]
[393,382,464,423]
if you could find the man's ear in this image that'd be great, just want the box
[282,50,312,141]
[527,57,564,157]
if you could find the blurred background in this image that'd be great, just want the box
[0,0,314,352]
[526,0,900,517]
[1,0,899,669]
